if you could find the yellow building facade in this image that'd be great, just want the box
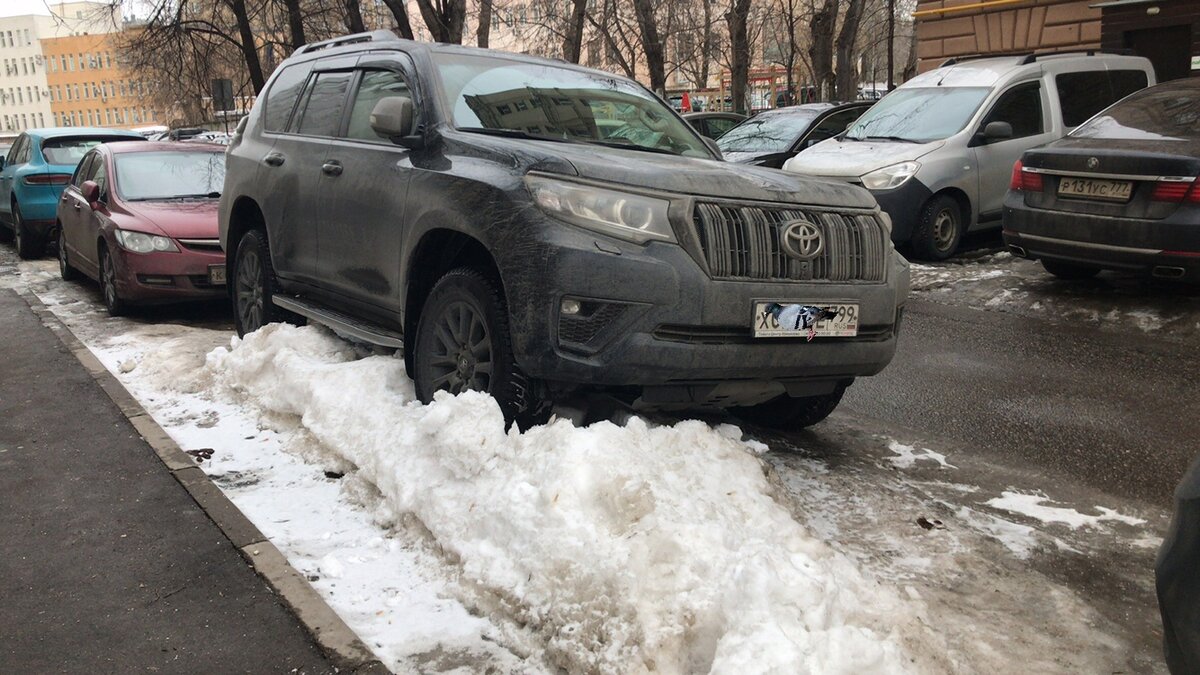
[41,32,162,129]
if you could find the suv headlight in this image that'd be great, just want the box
[526,175,675,244]
[114,229,178,253]
[861,161,920,191]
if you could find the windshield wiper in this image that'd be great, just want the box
[130,192,221,201]
[458,127,576,144]
[850,135,919,143]
[583,139,678,156]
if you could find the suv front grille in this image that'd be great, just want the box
[692,202,888,282]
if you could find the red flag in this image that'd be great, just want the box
[681,91,692,113]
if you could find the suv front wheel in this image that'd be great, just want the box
[413,267,548,429]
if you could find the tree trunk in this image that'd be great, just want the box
[380,0,416,39]
[903,17,918,81]
[282,0,306,50]
[700,0,712,85]
[344,0,367,33]
[228,0,265,93]
[476,0,492,47]
[726,0,751,114]
[835,0,866,101]
[415,0,467,44]
[807,0,836,101]
[632,0,666,94]
[562,0,588,62]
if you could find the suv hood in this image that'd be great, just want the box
[546,144,877,209]
[784,138,945,178]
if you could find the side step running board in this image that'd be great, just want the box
[272,295,404,349]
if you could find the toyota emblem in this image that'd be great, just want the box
[1087,157,1099,170]
[781,220,823,260]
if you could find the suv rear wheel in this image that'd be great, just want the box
[233,229,296,336]
[732,386,846,431]
[13,202,43,260]
[911,194,963,261]
[413,267,548,429]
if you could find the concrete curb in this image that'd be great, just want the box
[19,289,388,674]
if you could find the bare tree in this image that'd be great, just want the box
[807,0,836,100]
[562,0,588,62]
[344,0,367,33]
[725,0,752,113]
[631,0,667,94]
[379,0,417,39]
[476,0,493,47]
[415,0,467,43]
[834,0,866,100]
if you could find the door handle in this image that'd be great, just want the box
[73,202,81,210]
[263,153,285,167]
[321,161,343,176]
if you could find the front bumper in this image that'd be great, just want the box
[503,221,907,399]
[870,178,933,244]
[113,244,227,303]
[1003,195,1200,281]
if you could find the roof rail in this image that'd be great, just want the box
[1016,48,1136,65]
[940,51,1033,68]
[296,30,399,55]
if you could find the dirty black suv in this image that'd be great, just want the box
[219,31,909,428]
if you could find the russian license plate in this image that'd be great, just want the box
[1058,177,1132,202]
[208,264,227,285]
[753,302,859,338]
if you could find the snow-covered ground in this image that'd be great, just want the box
[909,248,1200,342]
[0,249,1170,673]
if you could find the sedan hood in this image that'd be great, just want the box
[119,200,220,239]
[783,138,945,178]
[549,144,877,209]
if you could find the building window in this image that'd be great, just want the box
[105,53,112,68]
[24,30,30,46]
[21,58,26,75]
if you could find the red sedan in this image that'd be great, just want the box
[56,141,227,315]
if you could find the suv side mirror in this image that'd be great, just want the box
[981,121,1013,143]
[81,180,101,206]
[371,96,420,148]
[703,137,723,160]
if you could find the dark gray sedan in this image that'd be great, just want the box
[716,102,872,169]
[1003,78,1200,282]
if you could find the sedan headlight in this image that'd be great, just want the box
[860,161,920,191]
[114,229,178,253]
[525,175,675,244]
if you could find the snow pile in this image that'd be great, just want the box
[200,323,925,674]
[985,491,1146,530]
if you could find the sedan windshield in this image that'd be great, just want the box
[1071,84,1200,141]
[716,109,823,153]
[844,87,989,143]
[115,151,225,201]
[432,52,711,158]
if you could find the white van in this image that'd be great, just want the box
[783,51,1155,259]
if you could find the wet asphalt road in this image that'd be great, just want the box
[843,298,1199,508]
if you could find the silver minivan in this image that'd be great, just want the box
[783,52,1155,259]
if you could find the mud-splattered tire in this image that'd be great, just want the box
[413,267,550,430]
[99,245,126,317]
[231,229,301,336]
[732,386,846,431]
[14,202,44,260]
[911,194,963,262]
[58,225,79,281]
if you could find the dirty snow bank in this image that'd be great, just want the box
[201,323,932,674]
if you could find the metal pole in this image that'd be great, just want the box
[887,0,895,90]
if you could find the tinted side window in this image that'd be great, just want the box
[6,136,25,165]
[295,71,353,137]
[706,117,738,138]
[1056,70,1149,127]
[345,70,412,142]
[264,63,311,133]
[805,108,864,146]
[983,82,1043,139]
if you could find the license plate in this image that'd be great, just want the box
[1058,177,1132,202]
[208,264,227,285]
[754,302,859,338]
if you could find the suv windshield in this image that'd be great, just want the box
[844,87,989,143]
[1071,84,1200,141]
[115,151,225,201]
[716,109,823,153]
[432,52,711,158]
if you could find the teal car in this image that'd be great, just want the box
[0,127,144,258]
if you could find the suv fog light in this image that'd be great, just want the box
[561,298,582,315]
